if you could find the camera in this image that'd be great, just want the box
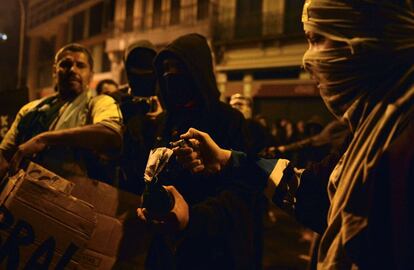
[131,96,157,114]
[115,85,158,115]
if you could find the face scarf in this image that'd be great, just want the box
[127,72,156,97]
[125,45,157,97]
[301,1,414,269]
[302,0,386,122]
[302,0,413,125]
[303,44,384,120]
[163,73,196,110]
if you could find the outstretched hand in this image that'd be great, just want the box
[173,128,231,175]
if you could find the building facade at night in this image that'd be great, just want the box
[21,2,319,267]
[26,0,331,123]
[27,0,116,99]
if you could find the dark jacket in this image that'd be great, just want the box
[147,33,261,270]
[105,41,161,194]
[104,88,164,193]
[360,111,414,270]
[155,33,246,150]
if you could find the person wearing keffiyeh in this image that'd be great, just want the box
[0,43,123,181]
[170,1,414,269]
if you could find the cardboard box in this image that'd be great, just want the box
[0,163,150,269]
[70,175,150,269]
[0,164,96,269]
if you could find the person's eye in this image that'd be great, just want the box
[77,63,87,69]
[308,37,319,45]
[59,61,72,69]
[309,34,325,45]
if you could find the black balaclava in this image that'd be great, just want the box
[154,33,221,113]
[154,34,222,141]
[161,53,198,109]
[124,40,157,97]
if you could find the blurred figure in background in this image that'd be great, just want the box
[230,94,273,155]
[304,115,324,138]
[283,118,298,145]
[229,93,252,119]
[271,118,297,146]
[278,119,350,167]
[110,40,164,194]
[254,114,270,130]
[96,79,118,95]
[295,120,307,141]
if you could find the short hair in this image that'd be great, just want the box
[96,79,118,94]
[54,43,94,70]
[230,93,252,107]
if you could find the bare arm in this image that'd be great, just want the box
[9,123,122,173]
[38,124,121,153]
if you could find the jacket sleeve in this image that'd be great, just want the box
[223,150,339,234]
[287,153,340,233]
[89,94,124,139]
[176,181,262,269]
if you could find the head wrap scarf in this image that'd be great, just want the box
[303,0,414,126]
[302,0,414,269]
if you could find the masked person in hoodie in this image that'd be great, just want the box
[171,1,414,269]
[138,33,263,270]
[108,40,164,193]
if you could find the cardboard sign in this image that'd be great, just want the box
[0,165,96,269]
[0,163,149,269]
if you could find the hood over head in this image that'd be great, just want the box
[124,40,157,96]
[124,40,156,63]
[302,0,414,124]
[154,33,221,112]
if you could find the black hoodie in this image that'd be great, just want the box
[107,40,162,194]
[146,34,262,270]
[154,33,246,150]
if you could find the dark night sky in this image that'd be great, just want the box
[0,0,20,92]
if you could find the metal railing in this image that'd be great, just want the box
[110,2,305,45]
[29,0,304,44]
[28,0,88,29]
[111,3,215,35]
[211,7,301,43]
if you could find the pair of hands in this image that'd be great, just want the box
[136,128,232,233]
[173,128,232,175]
[145,96,163,120]
[0,134,48,179]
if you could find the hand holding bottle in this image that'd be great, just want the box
[137,185,189,233]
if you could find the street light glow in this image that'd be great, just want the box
[0,33,7,41]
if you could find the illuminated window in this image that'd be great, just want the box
[153,0,162,28]
[125,0,135,32]
[170,0,180,25]
[89,2,104,37]
[72,12,85,41]
[235,0,262,39]
[197,0,209,20]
